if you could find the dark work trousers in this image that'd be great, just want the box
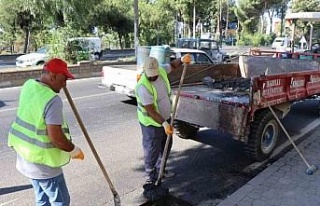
[140,123,173,184]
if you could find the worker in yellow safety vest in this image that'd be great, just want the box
[135,54,191,201]
[8,58,84,206]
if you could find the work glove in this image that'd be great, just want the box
[70,145,84,160]
[162,121,173,136]
[181,53,192,64]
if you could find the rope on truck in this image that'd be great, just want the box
[170,50,250,86]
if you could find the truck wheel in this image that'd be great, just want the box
[245,110,279,161]
[173,120,199,139]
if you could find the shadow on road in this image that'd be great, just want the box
[134,129,256,205]
[0,100,5,108]
[140,194,193,206]
[133,96,320,205]
[121,98,137,106]
[0,184,33,195]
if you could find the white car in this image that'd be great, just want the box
[271,37,290,49]
[101,48,215,98]
[16,48,48,67]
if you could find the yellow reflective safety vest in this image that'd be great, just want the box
[135,67,171,127]
[8,79,71,168]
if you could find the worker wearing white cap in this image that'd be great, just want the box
[135,54,191,200]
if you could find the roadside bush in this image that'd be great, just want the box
[45,26,93,64]
[237,33,253,46]
[238,33,277,46]
[264,33,277,46]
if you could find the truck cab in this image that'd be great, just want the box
[67,37,103,60]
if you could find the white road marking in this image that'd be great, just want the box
[0,92,114,113]
[0,198,19,206]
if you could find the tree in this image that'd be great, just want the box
[90,1,134,49]
[235,0,265,35]
[291,0,320,42]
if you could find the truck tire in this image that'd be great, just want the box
[245,110,279,161]
[174,120,199,139]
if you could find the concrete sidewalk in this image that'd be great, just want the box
[217,127,320,206]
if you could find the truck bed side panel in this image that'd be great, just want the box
[175,96,220,128]
[239,56,320,78]
[175,87,249,140]
[253,70,320,108]
[169,63,240,86]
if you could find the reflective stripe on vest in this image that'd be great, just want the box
[135,68,171,127]
[8,79,71,168]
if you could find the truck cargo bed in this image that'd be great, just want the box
[175,82,250,140]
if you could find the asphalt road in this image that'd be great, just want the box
[0,77,319,205]
[0,60,15,68]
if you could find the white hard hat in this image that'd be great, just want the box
[143,57,159,77]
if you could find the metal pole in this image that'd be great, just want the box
[134,0,139,60]
[219,0,222,48]
[309,23,313,50]
[291,20,295,53]
[193,0,196,38]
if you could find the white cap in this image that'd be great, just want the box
[143,57,159,77]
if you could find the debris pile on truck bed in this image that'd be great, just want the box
[175,77,251,136]
[178,79,250,106]
[202,76,251,92]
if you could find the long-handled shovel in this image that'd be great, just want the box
[63,87,121,206]
[155,62,189,186]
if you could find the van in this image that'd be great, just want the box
[67,37,102,60]
[271,37,290,49]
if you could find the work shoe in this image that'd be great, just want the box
[143,183,169,201]
[163,170,175,178]
[155,185,169,196]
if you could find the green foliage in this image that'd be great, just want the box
[292,0,320,12]
[265,33,277,45]
[235,0,290,38]
[0,0,301,56]
[291,0,320,41]
[43,26,91,63]
[238,32,276,46]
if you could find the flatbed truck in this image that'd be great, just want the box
[173,54,320,161]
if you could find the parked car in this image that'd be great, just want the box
[176,38,230,62]
[101,47,215,98]
[271,37,290,49]
[16,47,48,67]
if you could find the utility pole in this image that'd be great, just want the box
[193,0,196,38]
[219,0,222,47]
[225,1,229,40]
[134,0,139,59]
